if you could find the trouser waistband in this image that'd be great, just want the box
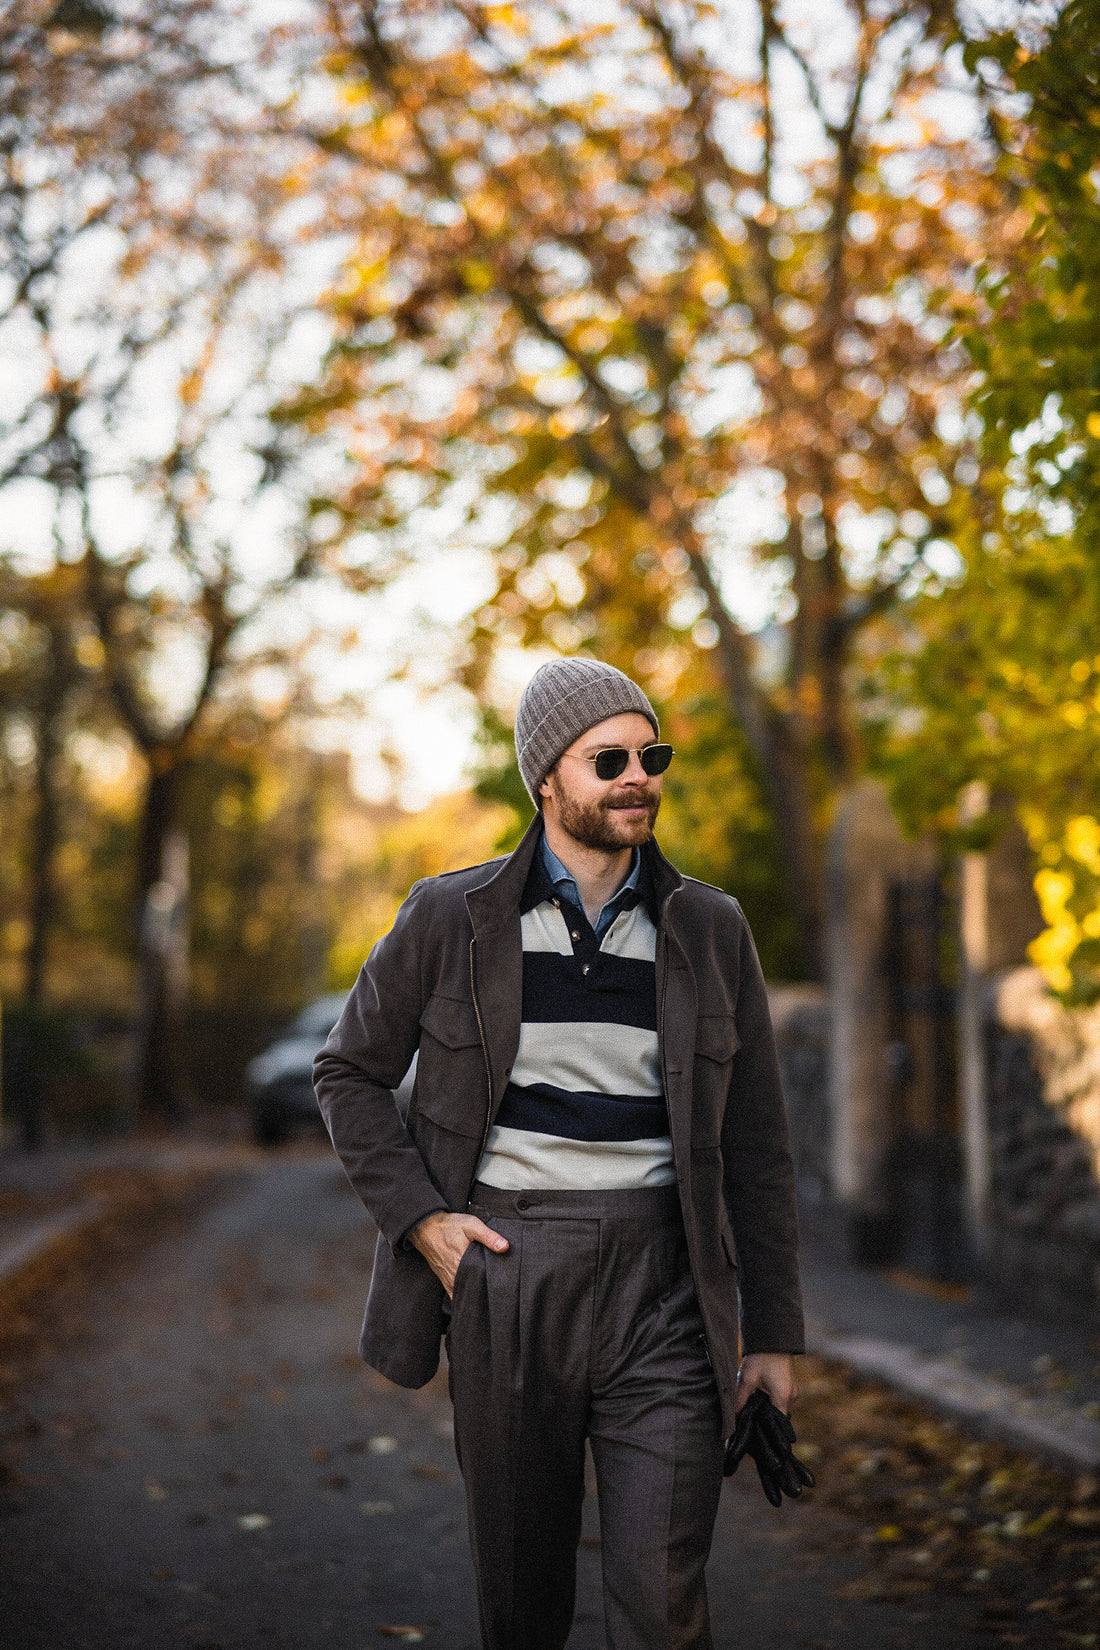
[468,1180,682,1221]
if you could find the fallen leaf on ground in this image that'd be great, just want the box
[791,1353,1100,1645]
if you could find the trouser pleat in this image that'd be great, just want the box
[448,1186,724,1650]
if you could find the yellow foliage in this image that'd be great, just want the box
[1027,819,1100,1001]
[1034,867,1073,913]
[326,789,514,987]
[1065,814,1100,873]
[74,632,105,669]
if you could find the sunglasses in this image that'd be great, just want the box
[561,742,675,782]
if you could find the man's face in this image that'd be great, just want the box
[540,711,663,852]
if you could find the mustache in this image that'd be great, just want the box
[603,789,660,810]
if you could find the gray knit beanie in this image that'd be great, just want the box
[514,657,659,803]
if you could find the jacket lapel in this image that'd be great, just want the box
[465,814,542,1121]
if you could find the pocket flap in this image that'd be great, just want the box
[419,992,482,1051]
[694,1013,740,1063]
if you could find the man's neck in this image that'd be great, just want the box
[541,817,634,928]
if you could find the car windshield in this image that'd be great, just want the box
[287,995,347,1039]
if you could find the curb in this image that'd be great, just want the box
[0,1141,257,1307]
[807,1324,1100,1472]
[0,1198,108,1296]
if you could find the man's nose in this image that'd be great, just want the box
[620,751,649,783]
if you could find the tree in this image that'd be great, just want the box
[878,1,1100,1001]
[0,563,96,1009]
[0,1,340,1111]
[289,0,1006,976]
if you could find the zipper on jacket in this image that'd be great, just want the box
[468,935,494,1191]
[659,931,671,1095]
[657,885,679,1099]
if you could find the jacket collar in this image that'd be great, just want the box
[465,811,683,932]
[464,813,544,933]
[642,835,684,916]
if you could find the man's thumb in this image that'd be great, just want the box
[472,1219,509,1252]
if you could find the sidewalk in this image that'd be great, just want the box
[0,1133,258,1300]
[3,1134,1099,1472]
[801,1242,1100,1471]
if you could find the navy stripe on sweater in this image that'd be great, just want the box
[519,951,658,1030]
[493,1082,669,1142]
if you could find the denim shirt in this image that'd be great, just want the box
[540,835,642,940]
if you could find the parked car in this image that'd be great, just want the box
[247,993,417,1145]
[247,994,347,1145]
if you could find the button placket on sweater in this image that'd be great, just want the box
[557,895,601,986]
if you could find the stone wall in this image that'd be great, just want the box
[983,970,1100,1312]
[769,972,1100,1315]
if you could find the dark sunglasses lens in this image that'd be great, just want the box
[640,744,674,776]
[593,748,630,780]
[591,745,674,779]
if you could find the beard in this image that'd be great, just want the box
[547,771,661,851]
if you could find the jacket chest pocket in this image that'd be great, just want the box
[413,992,488,1140]
[690,1013,739,1147]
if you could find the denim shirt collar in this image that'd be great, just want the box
[535,831,642,940]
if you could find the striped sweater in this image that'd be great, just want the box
[476,842,674,1190]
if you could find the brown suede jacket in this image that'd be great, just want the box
[313,816,804,1441]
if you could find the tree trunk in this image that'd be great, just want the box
[687,542,826,978]
[757,705,826,980]
[18,625,73,1148]
[24,629,67,1009]
[136,759,186,916]
[133,757,190,1122]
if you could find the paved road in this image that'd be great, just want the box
[0,1151,981,1649]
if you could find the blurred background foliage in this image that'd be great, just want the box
[874,0,1100,1001]
[2,0,1100,1136]
[288,0,1009,982]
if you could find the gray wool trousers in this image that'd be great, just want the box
[446,1182,726,1650]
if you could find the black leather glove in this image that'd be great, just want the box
[723,1387,816,1507]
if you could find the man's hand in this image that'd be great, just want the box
[409,1210,509,1298]
[735,1352,797,1414]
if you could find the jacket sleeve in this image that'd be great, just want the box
[723,913,806,1355]
[313,883,449,1255]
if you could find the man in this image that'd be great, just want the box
[314,656,804,1650]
